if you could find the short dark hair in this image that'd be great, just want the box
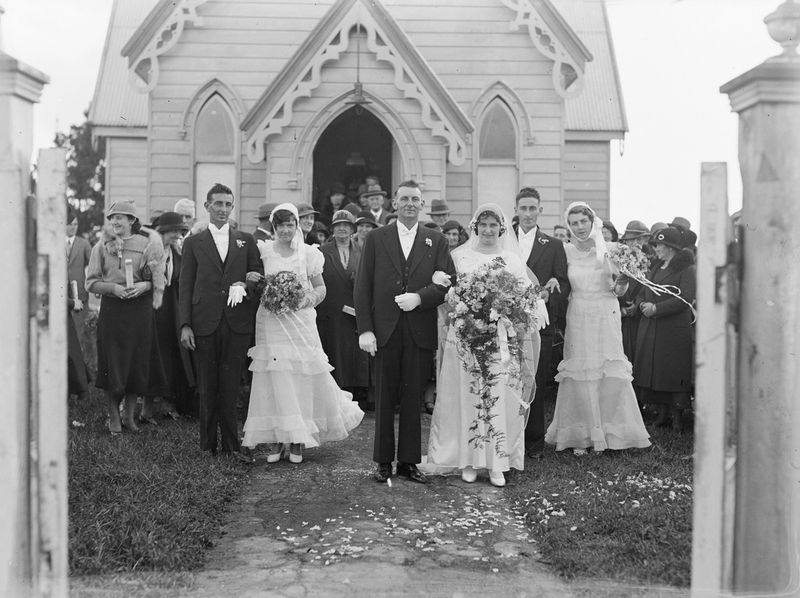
[271,209,297,226]
[515,186,540,205]
[394,180,420,196]
[567,205,594,223]
[206,183,234,203]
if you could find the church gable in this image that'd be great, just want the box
[240,0,473,166]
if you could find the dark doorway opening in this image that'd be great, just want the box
[312,107,392,216]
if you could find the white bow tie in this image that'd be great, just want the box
[210,228,227,236]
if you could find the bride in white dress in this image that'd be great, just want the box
[545,202,650,454]
[242,203,363,463]
[424,204,542,487]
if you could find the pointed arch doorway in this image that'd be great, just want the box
[312,106,394,213]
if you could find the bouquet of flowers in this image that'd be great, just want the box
[445,257,539,454]
[258,270,305,315]
[605,242,651,281]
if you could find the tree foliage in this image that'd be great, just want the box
[54,108,106,234]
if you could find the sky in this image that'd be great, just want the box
[2,0,785,231]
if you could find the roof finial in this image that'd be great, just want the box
[765,0,800,60]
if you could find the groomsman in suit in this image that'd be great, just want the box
[356,180,455,483]
[513,187,570,459]
[179,183,263,462]
[67,211,94,363]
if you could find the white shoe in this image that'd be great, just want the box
[489,471,506,487]
[266,443,284,463]
[288,443,303,464]
[573,448,587,456]
[461,467,477,483]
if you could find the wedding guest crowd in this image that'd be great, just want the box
[77,175,696,479]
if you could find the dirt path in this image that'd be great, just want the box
[71,413,687,597]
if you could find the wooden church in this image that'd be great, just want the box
[90,0,626,229]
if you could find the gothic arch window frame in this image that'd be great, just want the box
[288,89,424,194]
[183,79,244,218]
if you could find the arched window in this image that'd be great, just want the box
[194,94,236,216]
[476,98,519,216]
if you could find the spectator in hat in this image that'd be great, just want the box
[441,219,468,250]
[670,216,691,232]
[426,199,451,227]
[618,220,651,367]
[354,211,378,250]
[634,226,696,432]
[343,201,362,217]
[316,210,369,405]
[602,220,620,242]
[297,203,320,237]
[306,221,330,246]
[423,221,442,233]
[86,201,166,434]
[553,224,570,243]
[143,212,196,421]
[254,202,277,242]
[318,183,347,226]
[384,213,398,227]
[362,184,391,225]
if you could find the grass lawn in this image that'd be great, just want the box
[508,402,694,588]
[68,389,251,575]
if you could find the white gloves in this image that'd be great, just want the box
[227,284,246,307]
[394,292,421,312]
[359,331,377,356]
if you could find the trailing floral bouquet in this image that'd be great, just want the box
[605,242,651,281]
[257,271,305,315]
[445,256,539,455]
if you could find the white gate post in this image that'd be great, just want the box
[719,1,800,593]
[0,42,49,597]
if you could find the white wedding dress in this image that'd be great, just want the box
[242,241,363,448]
[424,248,540,473]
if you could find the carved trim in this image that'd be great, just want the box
[470,80,536,146]
[287,90,423,192]
[499,0,587,99]
[179,78,246,139]
[128,0,208,94]
[245,1,470,166]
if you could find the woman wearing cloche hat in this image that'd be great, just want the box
[85,201,166,434]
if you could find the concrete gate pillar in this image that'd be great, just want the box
[719,1,800,594]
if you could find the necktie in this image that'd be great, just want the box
[165,251,173,286]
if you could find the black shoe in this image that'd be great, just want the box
[374,463,392,482]
[526,450,543,460]
[230,450,254,464]
[396,462,428,484]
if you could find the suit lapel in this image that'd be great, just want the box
[528,229,546,268]
[407,227,429,278]
[379,223,403,275]
[327,244,350,283]
[223,231,240,274]
[197,229,223,271]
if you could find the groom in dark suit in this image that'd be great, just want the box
[355,180,454,483]
[514,187,570,459]
[179,183,263,461]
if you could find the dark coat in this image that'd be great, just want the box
[633,249,696,392]
[620,278,645,365]
[67,236,92,301]
[317,240,368,388]
[178,228,263,337]
[514,226,570,330]
[355,222,454,351]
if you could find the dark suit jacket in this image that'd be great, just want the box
[178,228,263,337]
[515,226,570,328]
[67,236,92,301]
[253,227,271,243]
[355,223,454,351]
[317,240,361,319]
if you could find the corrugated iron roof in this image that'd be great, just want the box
[556,0,628,134]
[88,0,158,128]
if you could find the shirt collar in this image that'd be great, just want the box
[519,225,538,239]
[66,235,75,242]
[209,223,230,236]
[397,221,418,236]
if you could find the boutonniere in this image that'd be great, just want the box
[425,238,432,247]
[236,240,246,248]
[538,237,550,245]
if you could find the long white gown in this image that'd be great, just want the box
[545,243,650,451]
[242,241,364,449]
[424,248,540,473]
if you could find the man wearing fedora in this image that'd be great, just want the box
[253,202,277,242]
[179,183,263,462]
[362,183,392,225]
[354,211,378,250]
[426,199,450,228]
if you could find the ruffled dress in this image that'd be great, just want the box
[424,249,540,473]
[545,244,650,451]
[242,241,364,448]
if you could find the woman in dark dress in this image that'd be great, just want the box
[316,210,369,401]
[143,212,196,421]
[86,201,165,434]
[633,227,696,432]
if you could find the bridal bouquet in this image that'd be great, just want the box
[445,257,539,454]
[605,242,651,281]
[258,270,305,315]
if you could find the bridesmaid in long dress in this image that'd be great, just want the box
[545,202,650,455]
